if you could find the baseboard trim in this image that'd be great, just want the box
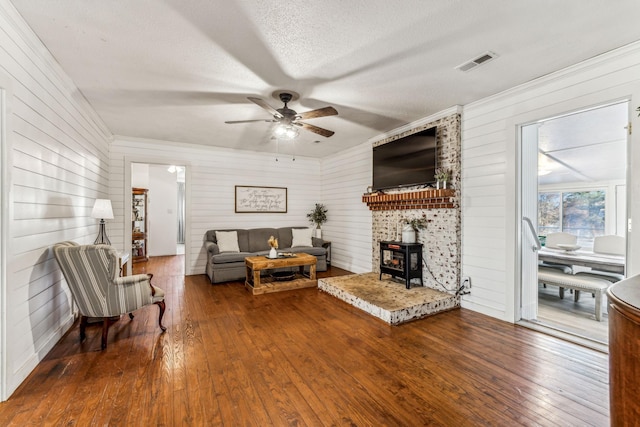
[5,313,75,400]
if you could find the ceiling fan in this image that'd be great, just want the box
[225,91,338,138]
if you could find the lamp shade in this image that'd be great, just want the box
[91,199,114,220]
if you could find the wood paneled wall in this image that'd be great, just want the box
[3,0,639,402]
[461,41,640,322]
[320,141,373,274]
[0,0,113,399]
[109,138,322,276]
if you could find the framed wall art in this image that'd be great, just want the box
[235,185,288,213]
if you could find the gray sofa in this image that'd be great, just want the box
[205,227,328,284]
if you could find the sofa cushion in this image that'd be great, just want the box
[215,230,240,253]
[209,229,251,252]
[211,252,254,264]
[287,246,326,257]
[277,228,293,248]
[292,227,313,247]
[248,228,278,252]
[205,230,217,243]
[236,229,251,251]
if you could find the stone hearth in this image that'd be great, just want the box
[318,272,459,325]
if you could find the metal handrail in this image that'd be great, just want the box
[523,217,541,252]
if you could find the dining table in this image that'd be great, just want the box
[538,247,625,274]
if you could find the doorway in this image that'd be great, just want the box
[131,163,186,260]
[518,101,629,346]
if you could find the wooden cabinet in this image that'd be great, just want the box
[607,275,640,425]
[132,188,149,263]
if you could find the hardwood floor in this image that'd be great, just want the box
[0,256,610,426]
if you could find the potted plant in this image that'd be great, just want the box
[307,203,328,238]
[401,214,428,243]
[434,168,450,189]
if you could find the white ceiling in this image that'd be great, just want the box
[537,102,628,186]
[10,0,640,158]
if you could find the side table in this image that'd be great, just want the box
[322,241,332,265]
[118,252,130,277]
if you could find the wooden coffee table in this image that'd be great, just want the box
[245,253,317,295]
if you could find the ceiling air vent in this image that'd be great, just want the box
[455,51,498,72]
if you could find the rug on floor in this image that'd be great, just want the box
[318,272,460,325]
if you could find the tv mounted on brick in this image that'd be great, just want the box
[372,126,437,191]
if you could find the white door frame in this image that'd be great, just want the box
[519,123,542,320]
[124,157,191,275]
[0,76,11,402]
[515,99,631,323]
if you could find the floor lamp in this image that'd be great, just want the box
[91,199,114,245]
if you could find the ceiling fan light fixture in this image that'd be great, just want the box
[274,124,298,139]
[227,92,336,138]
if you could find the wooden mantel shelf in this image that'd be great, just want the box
[362,189,455,211]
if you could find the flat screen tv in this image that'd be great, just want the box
[372,126,437,191]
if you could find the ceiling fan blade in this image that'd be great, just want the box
[297,106,338,120]
[248,97,283,118]
[82,89,262,107]
[306,98,405,131]
[296,122,335,137]
[225,119,276,124]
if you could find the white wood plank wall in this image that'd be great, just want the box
[0,1,113,399]
[4,0,640,400]
[461,41,640,322]
[109,138,322,276]
[320,141,372,274]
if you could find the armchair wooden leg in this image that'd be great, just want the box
[155,300,167,332]
[101,318,111,350]
[79,316,88,342]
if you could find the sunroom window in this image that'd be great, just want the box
[538,190,606,249]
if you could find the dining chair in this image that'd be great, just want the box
[53,241,167,349]
[575,235,625,279]
[592,234,625,256]
[544,232,578,249]
[539,232,578,274]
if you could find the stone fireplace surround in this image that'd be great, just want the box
[368,113,461,294]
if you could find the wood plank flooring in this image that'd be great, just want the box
[537,283,609,343]
[0,256,610,426]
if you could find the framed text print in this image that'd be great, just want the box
[235,186,288,213]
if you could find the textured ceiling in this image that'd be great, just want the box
[10,0,640,158]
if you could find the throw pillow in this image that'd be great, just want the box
[215,230,240,253]
[291,228,313,247]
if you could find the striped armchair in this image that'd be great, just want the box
[53,241,166,349]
